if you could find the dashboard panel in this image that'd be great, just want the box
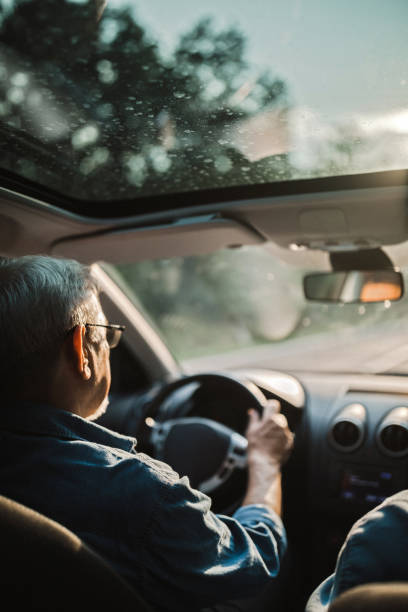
[300,374,408,518]
[314,391,408,511]
[277,371,408,601]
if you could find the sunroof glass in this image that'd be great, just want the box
[0,0,407,205]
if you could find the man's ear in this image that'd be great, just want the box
[72,325,91,380]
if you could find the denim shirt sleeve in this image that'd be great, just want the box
[140,473,287,611]
[306,491,408,612]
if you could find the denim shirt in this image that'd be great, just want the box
[0,402,286,612]
[306,490,408,612]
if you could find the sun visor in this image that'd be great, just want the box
[233,185,408,252]
[51,215,265,263]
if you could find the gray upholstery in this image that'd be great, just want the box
[0,494,153,611]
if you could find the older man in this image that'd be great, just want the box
[0,255,293,612]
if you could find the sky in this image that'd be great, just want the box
[109,0,408,117]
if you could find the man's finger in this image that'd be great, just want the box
[247,408,260,427]
[272,413,289,429]
[263,399,281,419]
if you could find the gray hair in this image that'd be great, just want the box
[0,255,100,397]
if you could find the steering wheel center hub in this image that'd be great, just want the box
[151,417,248,493]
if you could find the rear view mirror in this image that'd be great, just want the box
[304,270,404,304]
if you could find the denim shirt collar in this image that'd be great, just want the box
[0,401,137,453]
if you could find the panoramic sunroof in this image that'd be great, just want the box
[0,0,407,207]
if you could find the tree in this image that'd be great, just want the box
[0,0,290,202]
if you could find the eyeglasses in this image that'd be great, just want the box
[85,323,125,349]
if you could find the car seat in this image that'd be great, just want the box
[0,494,153,611]
[328,582,408,612]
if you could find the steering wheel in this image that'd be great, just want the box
[141,373,269,513]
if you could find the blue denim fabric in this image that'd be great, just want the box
[306,490,408,612]
[0,402,287,612]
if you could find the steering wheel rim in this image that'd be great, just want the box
[146,371,268,422]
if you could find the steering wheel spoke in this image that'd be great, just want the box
[199,431,248,494]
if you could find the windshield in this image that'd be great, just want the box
[110,245,408,375]
[0,0,407,205]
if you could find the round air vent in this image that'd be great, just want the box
[376,407,408,458]
[328,403,366,452]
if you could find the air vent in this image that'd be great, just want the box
[332,421,361,447]
[328,403,366,452]
[376,407,408,458]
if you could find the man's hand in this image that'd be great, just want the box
[242,400,294,515]
[246,400,294,467]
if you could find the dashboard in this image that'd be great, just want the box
[274,370,408,602]
[299,372,408,517]
[233,370,408,519]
